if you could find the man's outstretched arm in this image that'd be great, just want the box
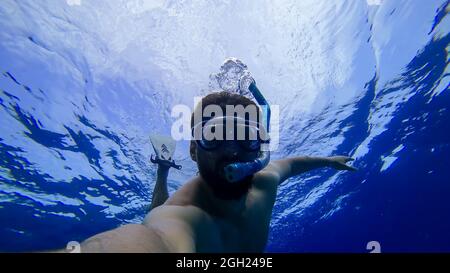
[150,164,170,210]
[263,156,357,185]
[44,223,175,253]
[78,224,173,253]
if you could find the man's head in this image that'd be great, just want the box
[190,91,263,200]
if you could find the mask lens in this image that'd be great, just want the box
[198,139,221,150]
[239,139,261,151]
[193,117,264,151]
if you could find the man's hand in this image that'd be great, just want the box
[151,154,182,170]
[157,160,173,170]
[327,156,357,171]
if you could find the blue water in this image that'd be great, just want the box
[0,0,449,252]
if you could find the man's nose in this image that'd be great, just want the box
[223,141,241,158]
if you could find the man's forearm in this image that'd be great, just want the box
[150,166,170,210]
[273,156,332,183]
[288,156,331,176]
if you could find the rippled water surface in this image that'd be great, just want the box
[0,0,449,252]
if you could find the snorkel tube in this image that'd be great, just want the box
[223,81,271,183]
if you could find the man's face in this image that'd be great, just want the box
[191,139,259,200]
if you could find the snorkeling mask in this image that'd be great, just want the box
[192,116,267,152]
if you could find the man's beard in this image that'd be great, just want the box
[198,161,254,201]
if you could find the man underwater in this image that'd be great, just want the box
[75,89,356,253]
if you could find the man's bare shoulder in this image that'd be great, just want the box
[252,162,282,192]
[143,204,215,252]
[244,163,282,213]
[144,204,210,225]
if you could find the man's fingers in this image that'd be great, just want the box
[331,156,357,171]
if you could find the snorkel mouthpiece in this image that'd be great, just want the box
[224,151,270,183]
